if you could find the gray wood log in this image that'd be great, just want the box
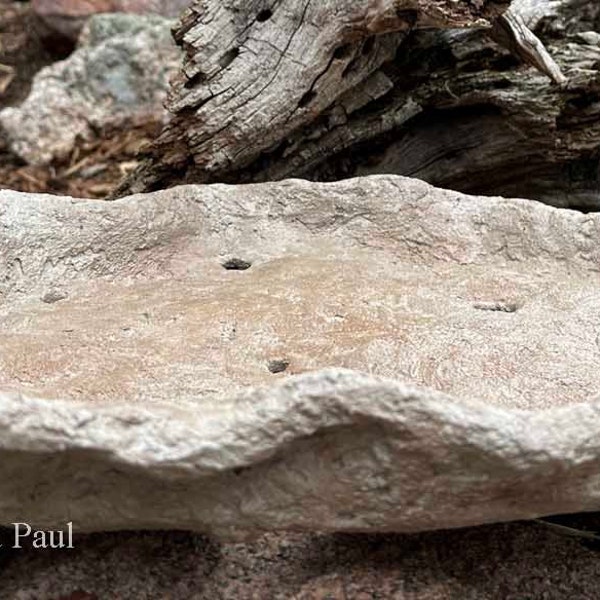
[115,0,600,210]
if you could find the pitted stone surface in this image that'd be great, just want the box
[0,175,599,536]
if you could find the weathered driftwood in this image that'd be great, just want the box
[113,0,513,194]
[116,0,600,210]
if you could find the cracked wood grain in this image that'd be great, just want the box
[114,0,514,195]
[114,0,592,205]
[491,9,566,83]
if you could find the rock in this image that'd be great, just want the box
[0,175,600,538]
[0,13,181,166]
[32,0,192,41]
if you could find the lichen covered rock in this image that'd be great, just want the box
[0,13,181,165]
[32,0,191,40]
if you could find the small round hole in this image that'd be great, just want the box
[268,359,290,374]
[257,9,273,22]
[222,258,252,271]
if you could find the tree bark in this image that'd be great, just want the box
[115,0,600,210]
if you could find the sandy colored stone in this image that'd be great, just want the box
[0,176,599,538]
[1,176,599,410]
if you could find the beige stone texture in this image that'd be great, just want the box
[0,176,599,538]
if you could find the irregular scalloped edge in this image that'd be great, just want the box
[0,175,599,304]
[1,175,600,538]
[1,368,600,540]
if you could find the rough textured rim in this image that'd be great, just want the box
[1,175,600,537]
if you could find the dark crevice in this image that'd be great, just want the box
[333,44,354,60]
[342,59,359,79]
[534,512,600,550]
[395,9,418,29]
[490,53,521,72]
[219,47,240,69]
[184,70,207,89]
[566,93,600,111]
[362,36,376,56]
[298,90,317,108]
